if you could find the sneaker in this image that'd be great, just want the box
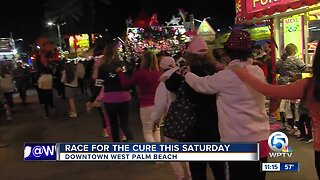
[0,141,9,148]
[69,113,77,118]
[121,136,127,142]
[294,130,301,137]
[103,129,109,138]
[287,129,295,135]
[42,115,49,119]
[304,139,314,144]
[297,137,306,141]
[86,102,93,112]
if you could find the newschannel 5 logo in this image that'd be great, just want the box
[24,143,57,161]
[268,132,293,158]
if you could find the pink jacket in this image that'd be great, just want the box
[118,69,162,107]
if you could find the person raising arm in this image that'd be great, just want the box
[232,42,320,179]
[231,66,308,100]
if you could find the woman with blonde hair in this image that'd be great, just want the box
[93,42,133,142]
[117,51,162,142]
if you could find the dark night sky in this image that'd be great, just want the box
[0,0,235,47]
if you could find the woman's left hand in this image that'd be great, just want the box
[153,119,160,132]
[178,66,190,76]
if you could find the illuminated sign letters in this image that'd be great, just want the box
[253,0,281,8]
[247,0,298,13]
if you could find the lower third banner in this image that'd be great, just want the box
[24,142,259,161]
[57,142,259,161]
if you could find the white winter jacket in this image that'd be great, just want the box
[151,67,179,122]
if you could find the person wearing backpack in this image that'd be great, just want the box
[165,37,225,180]
[152,56,190,180]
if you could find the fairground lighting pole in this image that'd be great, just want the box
[47,21,66,48]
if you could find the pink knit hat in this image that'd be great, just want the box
[186,36,208,55]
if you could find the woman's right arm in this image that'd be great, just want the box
[118,71,137,87]
[233,66,308,99]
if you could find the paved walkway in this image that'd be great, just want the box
[0,89,318,180]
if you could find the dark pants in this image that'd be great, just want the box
[17,85,27,104]
[315,151,320,179]
[56,81,65,99]
[287,118,295,129]
[298,114,312,140]
[3,92,14,108]
[97,107,106,128]
[288,102,296,128]
[89,79,95,97]
[228,157,268,180]
[104,102,133,142]
[40,90,55,116]
[189,161,225,180]
[83,78,89,95]
[78,78,84,95]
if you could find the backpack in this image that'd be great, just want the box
[163,80,197,141]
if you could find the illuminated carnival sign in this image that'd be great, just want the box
[247,0,299,14]
[69,34,90,57]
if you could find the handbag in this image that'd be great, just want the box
[163,80,197,141]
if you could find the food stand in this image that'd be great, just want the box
[235,0,320,68]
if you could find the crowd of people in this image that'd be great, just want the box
[0,28,319,180]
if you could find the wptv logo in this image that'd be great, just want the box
[24,143,57,161]
[268,132,293,158]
